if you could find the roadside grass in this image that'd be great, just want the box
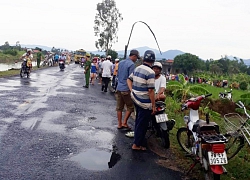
[0,51,26,63]
[0,65,47,78]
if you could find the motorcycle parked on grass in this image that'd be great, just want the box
[59,60,65,71]
[20,58,31,78]
[177,94,228,180]
[219,89,232,101]
[148,101,175,149]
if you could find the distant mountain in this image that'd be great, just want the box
[157,50,185,60]
[243,59,250,66]
[20,44,70,52]
[90,46,185,60]
[20,44,52,51]
[223,55,250,66]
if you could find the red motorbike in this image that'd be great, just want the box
[177,94,228,180]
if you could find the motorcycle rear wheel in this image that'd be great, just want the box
[160,129,170,149]
[177,127,194,154]
[205,171,220,180]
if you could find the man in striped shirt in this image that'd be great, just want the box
[127,50,156,151]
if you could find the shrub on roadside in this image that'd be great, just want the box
[240,81,248,90]
[3,49,18,56]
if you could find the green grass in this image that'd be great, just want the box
[0,66,47,78]
[196,83,247,102]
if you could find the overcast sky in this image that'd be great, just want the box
[0,0,249,59]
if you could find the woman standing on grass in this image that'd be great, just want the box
[90,57,98,85]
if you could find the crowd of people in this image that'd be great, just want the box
[83,49,167,151]
[83,54,120,90]
[21,48,166,151]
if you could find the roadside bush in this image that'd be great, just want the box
[3,49,18,56]
[240,81,248,90]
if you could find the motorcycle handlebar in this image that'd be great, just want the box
[236,101,250,119]
[181,104,187,111]
[181,93,212,111]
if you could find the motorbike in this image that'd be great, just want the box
[149,101,175,148]
[80,58,85,68]
[59,60,65,71]
[177,94,228,180]
[20,58,31,78]
[219,89,232,101]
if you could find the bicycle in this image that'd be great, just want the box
[222,101,249,160]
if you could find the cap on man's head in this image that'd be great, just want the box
[115,58,119,62]
[129,49,140,59]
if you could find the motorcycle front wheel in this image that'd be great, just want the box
[177,127,194,154]
[20,68,24,78]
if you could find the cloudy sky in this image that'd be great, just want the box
[0,0,249,59]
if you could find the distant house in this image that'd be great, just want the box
[33,49,40,53]
[161,59,174,74]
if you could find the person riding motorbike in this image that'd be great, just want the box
[58,54,66,69]
[20,49,33,72]
[59,54,66,63]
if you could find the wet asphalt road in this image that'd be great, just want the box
[0,64,182,180]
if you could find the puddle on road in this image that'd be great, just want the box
[71,148,121,171]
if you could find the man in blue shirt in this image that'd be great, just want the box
[116,50,140,129]
[54,54,59,64]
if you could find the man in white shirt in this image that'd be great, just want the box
[152,62,166,101]
[101,55,113,92]
[151,61,167,138]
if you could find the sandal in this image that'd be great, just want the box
[125,131,134,138]
[117,126,124,129]
[132,146,147,151]
[122,125,131,130]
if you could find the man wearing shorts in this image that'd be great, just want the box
[116,50,140,129]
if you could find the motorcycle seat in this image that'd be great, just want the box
[192,120,219,133]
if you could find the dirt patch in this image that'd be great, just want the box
[148,136,182,172]
[208,99,236,116]
[147,134,202,180]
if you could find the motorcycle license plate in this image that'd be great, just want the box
[155,114,168,123]
[208,151,228,165]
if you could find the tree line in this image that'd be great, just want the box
[172,53,250,75]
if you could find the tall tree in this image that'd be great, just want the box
[94,0,123,54]
[173,53,201,74]
[107,49,118,60]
